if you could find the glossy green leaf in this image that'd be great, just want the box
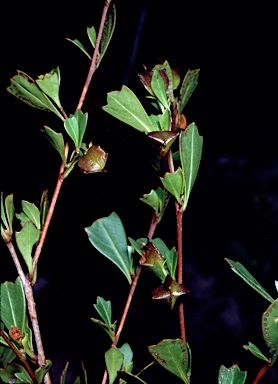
[36,67,61,107]
[218,365,247,384]
[140,187,164,216]
[94,297,112,329]
[179,123,203,210]
[160,168,185,204]
[243,342,270,363]
[60,362,69,384]
[105,347,124,384]
[179,69,200,112]
[148,114,161,131]
[7,71,64,120]
[275,281,278,292]
[44,126,66,163]
[262,299,278,363]
[85,212,132,284]
[164,248,178,279]
[64,110,88,148]
[99,5,116,65]
[35,360,52,383]
[87,26,97,48]
[0,345,16,366]
[21,200,41,230]
[0,278,26,336]
[15,221,40,273]
[103,86,155,133]
[149,339,190,383]
[151,70,170,111]
[66,38,91,59]
[225,259,274,302]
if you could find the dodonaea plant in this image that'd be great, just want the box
[1,1,277,383]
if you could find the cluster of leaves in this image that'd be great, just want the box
[1,1,278,383]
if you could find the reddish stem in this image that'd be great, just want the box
[31,144,69,281]
[6,242,51,384]
[77,1,111,110]
[252,364,270,384]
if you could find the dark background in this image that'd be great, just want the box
[1,0,278,383]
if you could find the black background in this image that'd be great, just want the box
[1,1,278,383]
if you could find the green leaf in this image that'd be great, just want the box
[35,360,52,383]
[7,71,64,120]
[85,212,132,284]
[21,200,41,230]
[102,86,155,133]
[15,212,29,227]
[94,297,112,328]
[0,278,26,336]
[128,237,170,258]
[44,126,66,163]
[105,347,124,384]
[15,221,40,273]
[140,241,168,282]
[153,60,177,100]
[4,194,14,232]
[117,371,147,383]
[179,69,200,112]
[160,168,185,204]
[151,70,170,111]
[1,192,9,230]
[158,109,171,131]
[40,190,49,228]
[275,280,278,292]
[140,187,164,216]
[0,345,16,366]
[179,123,203,210]
[149,339,190,383]
[99,4,116,65]
[149,114,161,131]
[225,259,274,302]
[262,299,278,363]
[164,248,178,279]
[21,316,35,360]
[218,365,247,384]
[60,362,69,384]
[66,38,91,59]
[90,318,116,342]
[64,110,88,148]
[0,363,32,383]
[36,67,61,108]
[243,342,270,363]
[87,26,97,48]
[118,343,133,368]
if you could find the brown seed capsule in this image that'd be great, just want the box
[9,326,23,340]
[78,145,108,174]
